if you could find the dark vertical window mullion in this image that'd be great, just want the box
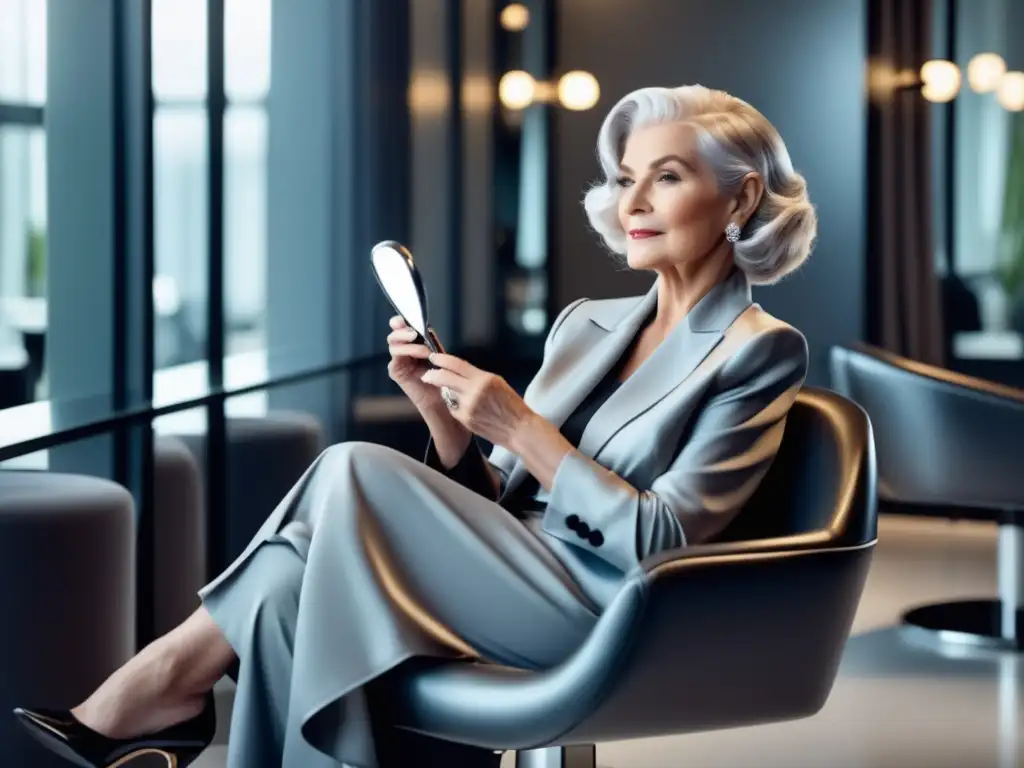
[115,0,157,647]
[489,0,507,344]
[206,0,228,578]
[142,6,156,414]
[446,0,463,338]
[139,0,157,648]
[943,0,957,274]
[111,0,129,468]
[542,0,558,330]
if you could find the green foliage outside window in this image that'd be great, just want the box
[25,223,46,298]
[997,112,1024,301]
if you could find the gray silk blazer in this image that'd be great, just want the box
[428,267,809,576]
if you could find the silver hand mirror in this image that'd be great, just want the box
[370,240,444,355]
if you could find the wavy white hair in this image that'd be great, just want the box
[582,84,817,285]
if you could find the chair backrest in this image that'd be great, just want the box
[715,386,877,548]
[829,343,1024,507]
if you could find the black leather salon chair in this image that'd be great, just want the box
[831,343,1024,652]
[374,387,878,767]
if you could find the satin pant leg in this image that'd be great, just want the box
[201,440,608,766]
[205,537,344,767]
[207,533,498,768]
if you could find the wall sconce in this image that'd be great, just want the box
[499,3,530,32]
[498,70,600,111]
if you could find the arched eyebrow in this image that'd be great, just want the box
[619,154,696,174]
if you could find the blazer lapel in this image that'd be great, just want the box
[500,269,753,499]
[579,269,753,460]
[498,285,658,499]
[540,286,659,430]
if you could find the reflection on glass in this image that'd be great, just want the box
[154,107,209,369]
[0,0,46,105]
[151,0,271,388]
[225,105,268,354]
[152,0,208,102]
[226,0,271,102]
[945,3,1024,364]
[0,127,47,408]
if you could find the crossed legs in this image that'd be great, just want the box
[71,539,310,766]
[71,604,235,739]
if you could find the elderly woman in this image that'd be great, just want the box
[16,83,815,767]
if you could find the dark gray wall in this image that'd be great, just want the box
[554,0,866,385]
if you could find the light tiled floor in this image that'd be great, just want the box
[196,516,1023,767]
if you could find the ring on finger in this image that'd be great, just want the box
[441,386,459,409]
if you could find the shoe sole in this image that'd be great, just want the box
[14,710,95,767]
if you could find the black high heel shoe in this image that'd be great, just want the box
[12,689,217,768]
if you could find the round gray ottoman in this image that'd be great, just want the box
[0,470,135,767]
[176,411,324,568]
[153,436,206,639]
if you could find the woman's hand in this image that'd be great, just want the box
[420,353,535,448]
[386,315,448,415]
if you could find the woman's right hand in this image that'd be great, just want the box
[386,315,445,414]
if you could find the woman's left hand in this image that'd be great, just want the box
[420,353,535,448]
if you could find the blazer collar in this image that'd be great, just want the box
[589,266,753,334]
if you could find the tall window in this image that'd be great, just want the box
[151,0,270,372]
[0,0,47,408]
[152,0,210,369]
[224,0,270,356]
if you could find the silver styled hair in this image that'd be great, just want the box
[583,85,817,285]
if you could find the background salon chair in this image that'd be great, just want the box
[830,343,1024,652]
[372,387,878,767]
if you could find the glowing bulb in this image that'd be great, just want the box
[499,3,529,32]
[920,59,961,103]
[557,71,600,111]
[408,71,449,116]
[498,70,535,110]
[997,71,1024,111]
[967,52,1006,93]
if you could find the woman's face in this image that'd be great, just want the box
[616,121,731,272]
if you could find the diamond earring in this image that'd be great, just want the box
[725,222,742,243]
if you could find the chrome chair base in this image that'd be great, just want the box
[902,600,1023,653]
[515,745,598,768]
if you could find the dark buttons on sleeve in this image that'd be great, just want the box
[588,530,604,547]
[576,521,590,537]
[565,514,580,531]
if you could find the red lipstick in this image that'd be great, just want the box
[629,229,662,239]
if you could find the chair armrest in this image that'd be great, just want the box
[386,577,647,749]
[636,531,834,574]
[385,538,874,750]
